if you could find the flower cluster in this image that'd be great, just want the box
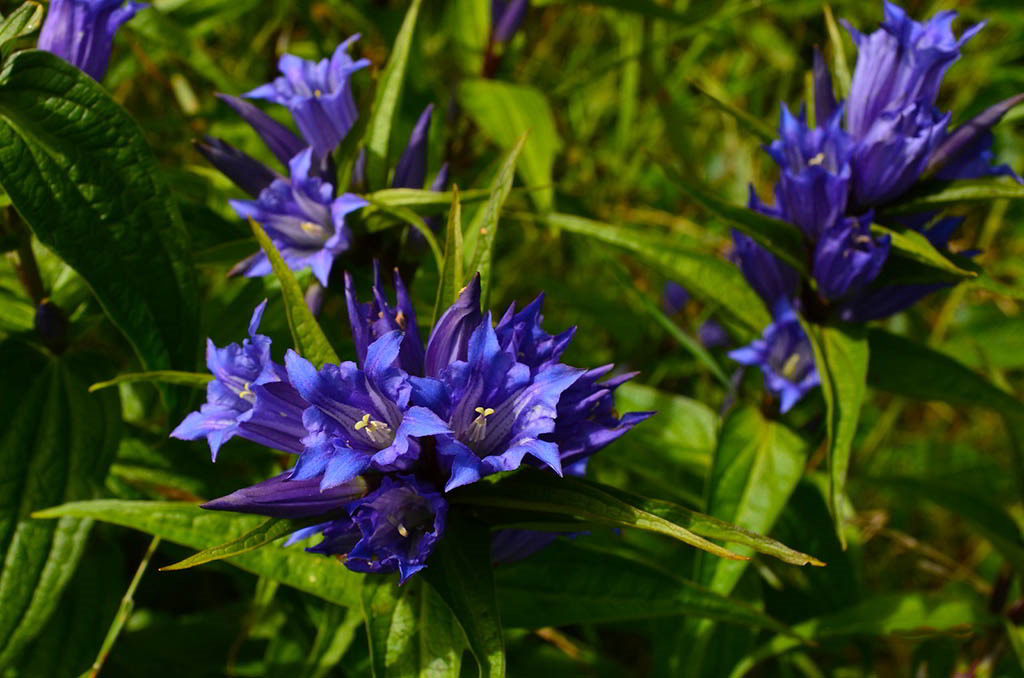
[38,0,146,81]
[173,268,651,581]
[729,1,1021,412]
[196,37,448,290]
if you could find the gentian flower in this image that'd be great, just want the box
[245,35,370,160]
[729,301,820,413]
[38,0,145,81]
[812,213,891,301]
[179,271,651,580]
[171,301,308,459]
[731,228,799,308]
[492,0,528,44]
[230,149,368,286]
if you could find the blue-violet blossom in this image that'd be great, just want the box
[38,0,145,81]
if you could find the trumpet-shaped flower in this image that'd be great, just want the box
[38,0,145,81]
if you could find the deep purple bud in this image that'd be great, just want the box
[812,47,838,124]
[423,275,483,378]
[194,136,279,198]
[393,105,434,189]
[202,472,368,519]
[492,0,528,44]
[34,299,69,353]
[344,263,424,375]
[812,214,890,301]
[662,281,690,315]
[38,0,146,81]
[731,229,800,308]
[245,35,370,159]
[931,93,1024,183]
[216,94,306,169]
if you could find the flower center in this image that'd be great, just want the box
[314,89,323,98]
[807,152,826,166]
[238,382,256,402]
[354,413,395,446]
[301,221,326,237]
[467,406,495,445]
[781,354,803,381]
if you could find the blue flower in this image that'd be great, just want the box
[729,301,820,413]
[38,0,145,81]
[492,0,528,44]
[171,301,308,459]
[344,263,424,375]
[766,104,852,240]
[245,35,370,159]
[193,137,280,198]
[843,2,982,140]
[230,149,367,286]
[731,227,800,308]
[393,105,434,190]
[203,472,368,518]
[812,213,891,301]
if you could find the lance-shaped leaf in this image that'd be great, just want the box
[879,178,1024,216]
[495,540,795,634]
[250,219,339,368]
[538,212,770,339]
[0,51,199,408]
[31,500,364,608]
[0,2,43,54]
[872,224,975,279]
[927,93,1024,174]
[452,470,822,565]
[89,370,213,393]
[803,322,868,549]
[362,187,491,214]
[466,133,526,307]
[433,186,465,326]
[361,577,467,678]
[364,0,423,189]
[0,341,121,667]
[160,516,318,572]
[423,513,505,678]
[458,80,560,210]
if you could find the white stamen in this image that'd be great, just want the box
[354,413,394,446]
[807,152,826,166]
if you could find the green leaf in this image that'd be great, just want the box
[31,500,364,608]
[361,196,445,273]
[697,405,810,596]
[0,2,43,53]
[686,80,775,144]
[728,592,992,678]
[879,178,1024,216]
[362,187,491,214]
[869,476,1024,573]
[873,224,975,279]
[866,328,1024,416]
[0,51,199,405]
[457,80,561,210]
[803,323,868,548]
[361,577,466,678]
[88,370,212,393]
[423,513,504,678]
[448,0,490,74]
[0,341,121,667]
[453,471,822,565]
[495,540,794,634]
[466,133,526,307]
[364,0,423,189]
[249,219,339,368]
[539,212,770,337]
[160,516,312,572]
[433,186,465,327]
[822,5,851,99]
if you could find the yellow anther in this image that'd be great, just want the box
[354,413,372,431]
[807,152,826,166]
[395,310,407,330]
[396,524,410,538]
[314,89,323,98]
[781,354,802,380]
[474,406,495,417]
[301,221,322,235]
[239,382,255,400]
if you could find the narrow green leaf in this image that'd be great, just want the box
[160,517,307,572]
[362,187,491,213]
[0,2,43,53]
[687,80,775,144]
[873,224,975,279]
[364,0,423,188]
[822,5,851,98]
[466,133,526,307]
[31,500,364,608]
[729,592,991,678]
[362,577,466,678]
[866,328,1024,416]
[803,323,868,549]
[433,185,465,327]
[423,513,505,678]
[880,178,1024,216]
[495,540,795,634]
[249,219,339,368]
[361,196,445,273]
[1007,621,1024,672]
[89,370,212,393]
[539,212,770,337]
[448,0,490,74]
[0,342,121,666]
[697,405,810,595]
[0,51,199,406]
[457,80,560,210]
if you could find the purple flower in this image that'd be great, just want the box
[38,0,145,81]
[193,136,280,198]
[492,0,528,44]
[662,281,690,315]
[245,35,370,159]
[171,301,308,459]
[393,105,434,190]
[731,228,800,308]
[850,101,949,208]
[812,213,891,301]
[230,149,367,287]
[766,104,853,240]
[843,2,983,139]
[203,472,367,519]
[729,301,820,413]
[344,263,424,375]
